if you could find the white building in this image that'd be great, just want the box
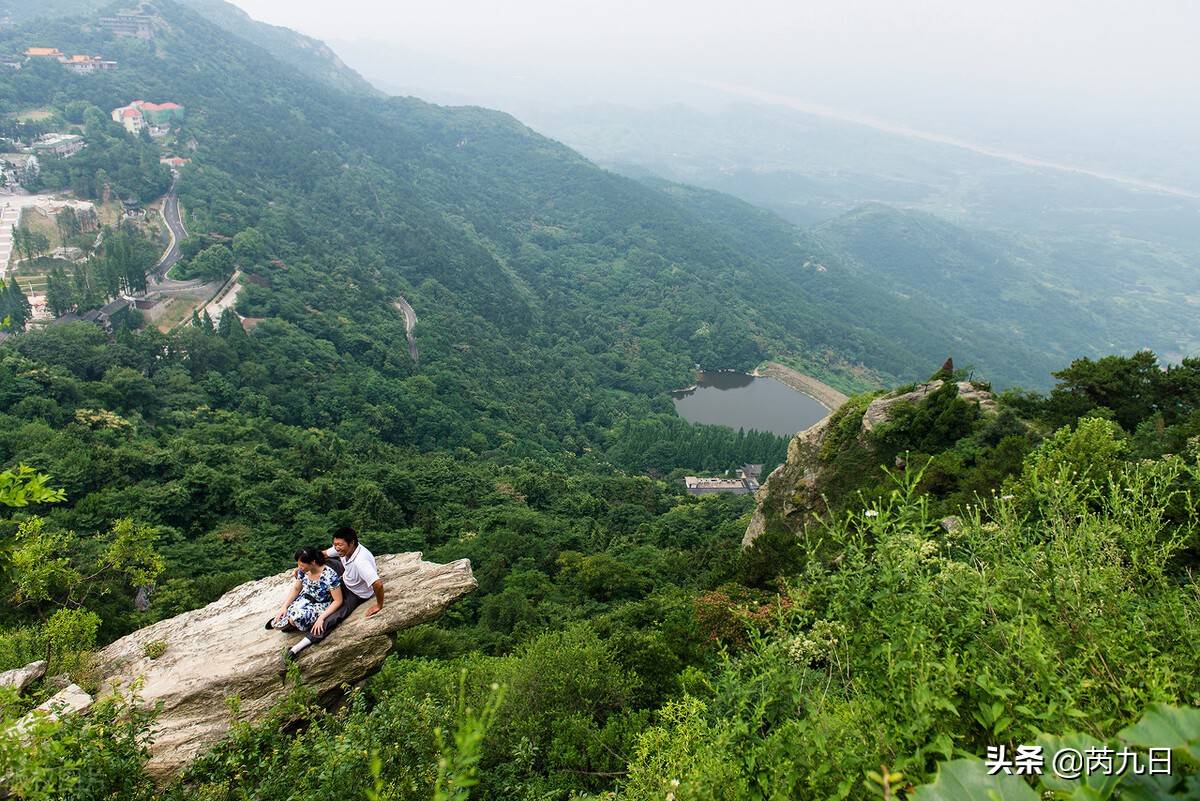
[31,134,85,158]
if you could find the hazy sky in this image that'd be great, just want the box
[231,0,1197,102]
[229,0,1199,179]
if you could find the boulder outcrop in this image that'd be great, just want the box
[11,683,94,736]
[741,415,832,548]
[92,552,476,778]
[862,380,997,434]
[0,660,47,692]
[743,379,997,548]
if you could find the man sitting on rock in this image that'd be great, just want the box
[282,526,385,666]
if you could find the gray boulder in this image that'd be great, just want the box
[92,552,476,778]
[0,660,47,692]
[12,683,94,734]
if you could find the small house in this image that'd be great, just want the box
[61,54,117,73]
[682,465,764,496]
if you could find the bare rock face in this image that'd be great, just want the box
[93,552,476,778]
[0,660,47,692]
[741,415,834,548]
[862,380,997,433]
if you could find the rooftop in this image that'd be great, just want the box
[683,476,750,490]
[34,133,82,145]
[101,298,130,315]
[131,100,183,111]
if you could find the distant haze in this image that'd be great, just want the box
[231,0,1200,189]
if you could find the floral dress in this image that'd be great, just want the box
[283,565,341,629]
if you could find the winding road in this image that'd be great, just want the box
[150,177,189,284]
[393,295,418,363]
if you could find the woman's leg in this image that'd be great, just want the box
[287,599,317,631]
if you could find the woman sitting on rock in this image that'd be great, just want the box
[266,547,344,645]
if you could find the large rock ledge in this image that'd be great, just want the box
[87,552,476,778]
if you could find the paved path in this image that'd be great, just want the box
[149,177,187,283]
[0,203,18,278]
[393,295,418,363]
[201,269,242,321]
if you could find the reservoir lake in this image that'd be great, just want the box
[671,371,830,437]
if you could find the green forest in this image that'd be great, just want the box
[1,1,1198,800]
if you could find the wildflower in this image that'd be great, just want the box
[864,509,879,517]
[1000,494,1015,501]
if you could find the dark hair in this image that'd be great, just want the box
[294,546,327,566]
[331,526,358,547]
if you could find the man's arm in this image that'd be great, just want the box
[364,579,384,617]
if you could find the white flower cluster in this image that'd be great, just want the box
[918,538,939,562]
[786,619,847,667]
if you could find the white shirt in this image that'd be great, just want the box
[325,543,380,600]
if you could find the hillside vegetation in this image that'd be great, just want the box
[533,102,1200,376]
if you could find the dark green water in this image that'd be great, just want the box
[670,371,829,437]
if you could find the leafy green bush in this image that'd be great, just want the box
[0,688,158,801]
[623,455,1200,798]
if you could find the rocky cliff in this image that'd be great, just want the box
[35,552,475,778]
[743,379,997,547]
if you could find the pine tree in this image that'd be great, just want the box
[57,206,80,240]
[2,279,30,330]
[74,265,102,311]
[9,278,31,325]
[130,260,148,294]
[217,307,244,338]
[97,256,122,298]
[0,281,12,328]
[46,266,74,317]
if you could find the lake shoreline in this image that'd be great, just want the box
[672,368,832,437]
[753,362,850,412]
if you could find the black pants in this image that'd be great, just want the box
[306,556,370,643]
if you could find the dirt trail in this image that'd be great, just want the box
[393,295,418,363]
[755,362,849,411]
